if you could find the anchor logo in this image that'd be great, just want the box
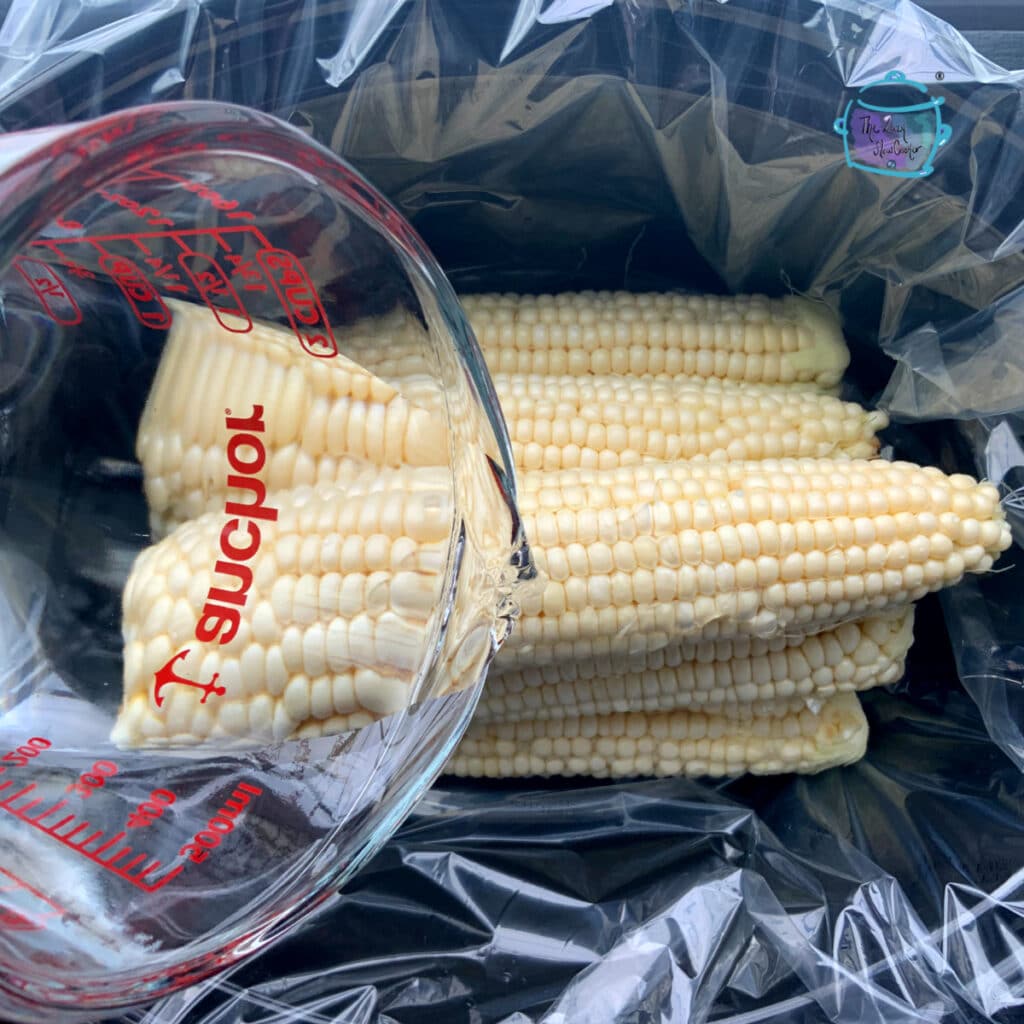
[153,648,227,708]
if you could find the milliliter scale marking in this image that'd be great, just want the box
[0,775,183,893]
[0,738,263,908]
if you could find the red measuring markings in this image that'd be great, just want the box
[111,167,257,219]
[97,187,174,228]
[143,254,185,288]
[125,788,176,830]
[27,225,336,360]
[179,783,262,864]
[69,113,139,160]
[0,867,67,932]
[0,775,184,894]
[0,737,264,894]
[65,758,118,800]
[177,250,251,331]
[224,253,267,292]
[12,258,82,326]
[96,247,173,329]
[256,247,338,358]
[0,735,51,771]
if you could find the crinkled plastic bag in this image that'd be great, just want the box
[122,645,1024,1024]
[4,0,1024,1021]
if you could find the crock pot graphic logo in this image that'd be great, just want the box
[834,70,952,177]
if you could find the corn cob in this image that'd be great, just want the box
[136,307,883,534]
[448,691,868,778]
[496,373,885,470]
[478,609,913,723]
[116,453,1008,747]
[120,303,1010,778]
[113,469,454,747]
[138,300,449,538]
[343,291,849,389]
[498,458,1010,669]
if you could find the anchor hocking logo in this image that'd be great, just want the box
[151,405,277,710]
[153,648,226,708]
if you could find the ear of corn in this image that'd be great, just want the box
[117,447,1008,749]
[135,310,884,536]
[478,609,913,723]
[113,469,453,747]
[496,373,886,470]
[138,299,449,538]
[344,291,850,390]
[499,458,1009,669]
[121,300,1012,781]
[464,292,849,387]
[447,691,868,778]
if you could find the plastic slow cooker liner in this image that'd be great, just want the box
[3,0,1024,1021]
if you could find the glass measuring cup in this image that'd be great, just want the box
[0,102,528,1021]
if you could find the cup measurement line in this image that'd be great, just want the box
[0,781,184,893]
[31,224,274,252]
[23,222,335,353]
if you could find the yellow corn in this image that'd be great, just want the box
[344,291,849,389]
[479,609,913,723]
[448,692,868,778]
[499,458,1009,668]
